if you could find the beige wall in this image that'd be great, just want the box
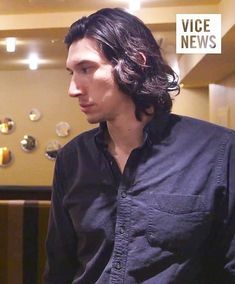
[172,87,209,121]
[209,72,235,130]
[0,69,94,186]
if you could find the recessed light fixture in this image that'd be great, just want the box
[6,37,16,52]
[28,53,39,70]
[129,0,141,12]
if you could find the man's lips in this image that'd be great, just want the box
[79,103,95,112]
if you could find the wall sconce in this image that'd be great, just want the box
[6,37,16,52]
[129,0,141,12]
[28,53,39,70]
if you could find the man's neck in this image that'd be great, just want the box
[106,112,153,172]
[107,120,144,151]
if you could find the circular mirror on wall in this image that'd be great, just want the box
[0,147,13,167]
[56,121,71,137]
[20,135,37,152]
[29,108,42,121]
[0,117,15,134]
[45,140,62,160]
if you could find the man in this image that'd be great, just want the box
[44,8,235,284]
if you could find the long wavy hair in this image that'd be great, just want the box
[64,8,179,120]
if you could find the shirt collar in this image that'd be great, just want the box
[95,122,108,149]
[143,113,171,144]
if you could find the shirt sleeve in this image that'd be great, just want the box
[224,131,235,282]
[44,153,78,284]
[214,131,235,283]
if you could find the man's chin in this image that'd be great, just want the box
[86,117,102,124]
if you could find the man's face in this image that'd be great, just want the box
[66,37,133,124]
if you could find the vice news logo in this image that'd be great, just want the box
[176,14,221,54]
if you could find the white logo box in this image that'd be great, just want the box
[176,14,221,54]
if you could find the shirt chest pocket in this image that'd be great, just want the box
[146,194,212,257]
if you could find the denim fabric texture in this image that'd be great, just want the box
[45,114,235,284]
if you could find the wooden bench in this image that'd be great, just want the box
[0,200,50,284]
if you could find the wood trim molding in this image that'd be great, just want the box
[0,186,51,200]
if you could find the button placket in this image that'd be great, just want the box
[110,152,138,282]
[110,184,131,282]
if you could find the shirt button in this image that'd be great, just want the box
[115,261,122,270]
[148,232,155,241]
[119,226,125,234]
[121,191,127,198]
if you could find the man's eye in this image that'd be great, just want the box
[66,68,73,75]
[81,67,91,74]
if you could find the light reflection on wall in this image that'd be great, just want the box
[0,147,12,167]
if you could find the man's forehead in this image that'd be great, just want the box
[69,37,101,55]
[66,37,108,66]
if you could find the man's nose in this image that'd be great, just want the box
[68,78,83,98]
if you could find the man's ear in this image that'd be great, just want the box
[137,52,146,65]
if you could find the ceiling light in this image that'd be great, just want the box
[6,37,16,52]
[129,0,141,12]
[28,53,39,70]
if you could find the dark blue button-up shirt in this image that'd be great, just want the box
[44,114,235,283]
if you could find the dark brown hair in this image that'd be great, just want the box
[65,8,179,120]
